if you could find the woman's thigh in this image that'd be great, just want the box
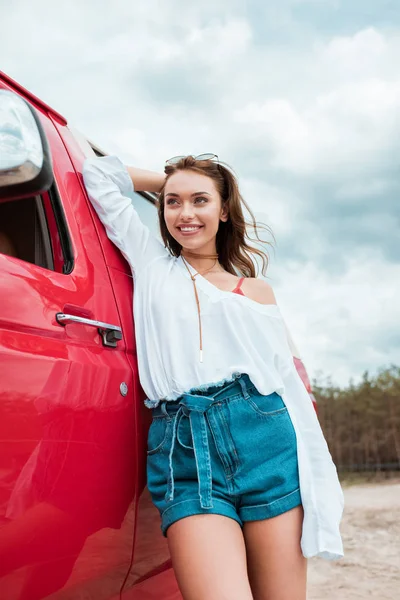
[167,514,254,600]
[243,505,307,600]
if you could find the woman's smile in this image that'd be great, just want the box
[177,225,204,236]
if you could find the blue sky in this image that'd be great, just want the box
[2,0,399,386]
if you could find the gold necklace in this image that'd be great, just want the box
[180,249,221,363]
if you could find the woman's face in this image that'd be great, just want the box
[164,170,228,251]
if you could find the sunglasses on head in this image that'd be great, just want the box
[165,153,219,166]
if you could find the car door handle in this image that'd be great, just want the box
[56,313,123,348]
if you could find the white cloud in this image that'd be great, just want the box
[187,19,252,58]
[335,178,399,200]
[233,32,400,177]
[273,252,400,386]
[240,178,303,238]
[320,27,388,78]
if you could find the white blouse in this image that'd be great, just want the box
[82,155,344,561]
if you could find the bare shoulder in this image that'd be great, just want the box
[243,278,277,305]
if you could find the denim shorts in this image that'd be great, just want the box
[146,373,302,536]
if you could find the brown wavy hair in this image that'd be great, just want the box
[157,156,275,278]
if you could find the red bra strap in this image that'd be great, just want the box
[232,277,245,292]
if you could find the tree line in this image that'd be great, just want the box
[313,365,400,472]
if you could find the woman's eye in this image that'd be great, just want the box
[166,197,208,205]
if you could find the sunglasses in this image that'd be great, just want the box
[165,153,219,166]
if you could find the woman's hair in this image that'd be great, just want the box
[157,156,275,278]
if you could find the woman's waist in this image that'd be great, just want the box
[150,373,258,418]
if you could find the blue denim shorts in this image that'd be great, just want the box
[146,373,302,536]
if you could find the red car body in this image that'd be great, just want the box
[0,71,317,600]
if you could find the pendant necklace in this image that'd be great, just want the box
[180,249,221,363]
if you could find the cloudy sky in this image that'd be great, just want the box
[2,0,399,387]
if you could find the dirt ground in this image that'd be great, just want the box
[307,479,400,600]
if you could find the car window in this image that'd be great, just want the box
[0,186,73,274]
[0,195,54,270]
[129,190,163,244]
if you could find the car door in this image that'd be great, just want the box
[0,87,137,600]
[66,127,182,599]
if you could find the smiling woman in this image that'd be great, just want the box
[82,152,344,600]
[157,155,275,279]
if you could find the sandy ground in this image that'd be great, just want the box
[307,480,400,600]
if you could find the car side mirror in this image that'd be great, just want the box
[0,89,53,201]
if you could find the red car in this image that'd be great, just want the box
[0,71,317,600]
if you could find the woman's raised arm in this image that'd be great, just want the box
[82,155,168,276]
[125,165,165,193]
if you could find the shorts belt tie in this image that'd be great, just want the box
[165,393,217,510]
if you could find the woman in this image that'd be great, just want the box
[83,153,344,600]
